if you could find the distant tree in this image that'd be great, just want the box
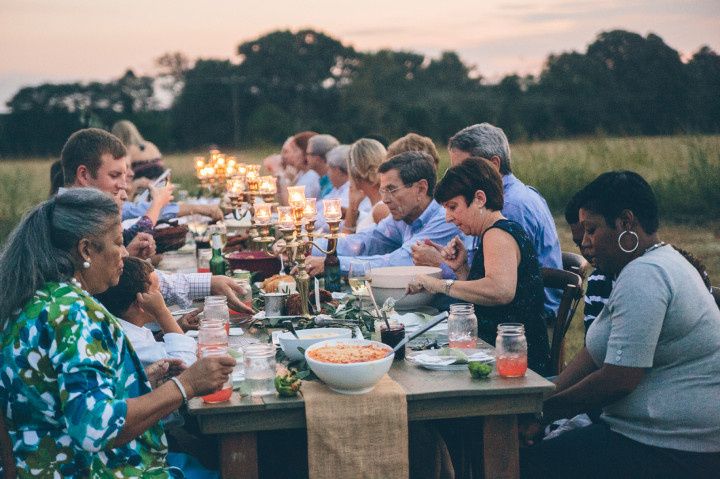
[156,51,192,99]
[686,46,720,132]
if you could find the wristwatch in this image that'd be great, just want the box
[443,279,455,295]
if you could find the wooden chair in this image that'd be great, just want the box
[0,413,16,479]
[542,267,584,376]
[561,251,591,280]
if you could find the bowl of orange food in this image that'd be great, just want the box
[305,339,394,394]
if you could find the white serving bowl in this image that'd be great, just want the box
[369,266,443,310]
[305,338,394,394]
[278,327,352,362]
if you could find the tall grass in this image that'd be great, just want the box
[2,134,718,249]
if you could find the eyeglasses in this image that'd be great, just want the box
[379,183,413,199]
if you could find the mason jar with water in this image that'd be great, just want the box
[447,303,478,348]
[244,344,276,396]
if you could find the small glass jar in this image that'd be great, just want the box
[197,248,212,273]
[244,344,276,396]
[233,278,253,309]
[200,346,233,403]
[204,296,230,333]
[447,303,478,349]
[197,320,228,355]
[495,323,528,378]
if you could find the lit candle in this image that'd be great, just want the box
[195,157,206,171]
[287,186,306,209]
[277,206,295,229]
[323,198,342,222]
[303,198,317,220]
[254,203,272,225]
[237,163,248,177]
[227,176,244,195]
[259,176,277,194]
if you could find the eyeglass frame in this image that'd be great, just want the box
[378,181,416,199]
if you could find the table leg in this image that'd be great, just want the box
[219,432,258,479]
[483,414,519,479]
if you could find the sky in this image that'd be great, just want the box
[1,0,718,111]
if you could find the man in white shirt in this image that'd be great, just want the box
[95,257,197,367]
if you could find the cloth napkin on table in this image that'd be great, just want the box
[303,374,409,479]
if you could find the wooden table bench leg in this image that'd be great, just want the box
[483,414,519,479]
[219,432,258,479]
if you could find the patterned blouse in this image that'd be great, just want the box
[469,219,550,375]
[0,282,182,478]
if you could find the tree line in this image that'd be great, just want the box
[1,28,718,157]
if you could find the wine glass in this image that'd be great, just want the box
[348,260,371,311]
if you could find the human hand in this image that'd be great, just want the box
[136,289,172,324]
[304,256,325,277]
[179,355,236,398]
[126,232,156,259]
[441,236,467,272]
[150,183,175,209]
[348,181,366,208]
[518,415,544,447]
[210,276,253,314]
[146,358,187,389]
[195,204,224,222]
[177,308,202,332]
[411,240,444,267]
[406,274,434,295]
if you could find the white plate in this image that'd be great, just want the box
[391,311,448,334]
[185,330,199,338]
[406,348,495,371]
[229,327,244,336]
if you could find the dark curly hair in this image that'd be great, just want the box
[95,257,154,317]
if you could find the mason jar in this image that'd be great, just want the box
[204,295,230,333]
[495,323,528,378]
[244,344,276,396]
[447,303,478,349]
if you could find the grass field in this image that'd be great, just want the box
[1,135,718,364]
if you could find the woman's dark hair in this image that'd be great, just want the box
[434,157,503,211]
[0,188,119,326]
[564,192,581,225]
[49,160,64,197]
[95,257,154,317]
[573,171,659,234]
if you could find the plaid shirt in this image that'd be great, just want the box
[156,271,211,308]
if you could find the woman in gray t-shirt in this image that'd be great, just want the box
[521,171,720,479]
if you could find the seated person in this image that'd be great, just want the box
[521,171,720,478]
[386,132,441,170]
[305,151,463,276]
[323,144,352,208]
[95,257,197,367]
[307,134,340,199]
[0,188,233,477]
[407,158,549,374]
[284,131,320,198]
[111,120,164,180]
[342,138,391,233]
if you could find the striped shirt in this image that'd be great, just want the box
[584,269,614,332]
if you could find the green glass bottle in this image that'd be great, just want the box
[209,233,226,276]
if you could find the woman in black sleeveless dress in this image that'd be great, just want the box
[407,158,549,374]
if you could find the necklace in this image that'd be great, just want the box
[70,277,83,289]
[644,241,666,255]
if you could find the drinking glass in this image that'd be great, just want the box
[244,344,276,396]
[197,320,228,354]
[204,296,230,333]
[200,346,233,403]
[495,323,528,378]
[348,260,370,311]
[447,303,478,349]
[197,249,212,273]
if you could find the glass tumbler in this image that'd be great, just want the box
[200,346,233,403]
[197,319,228,355]
[197,249,212,273]
[447,303,478,349]
[204,295,230,333]
[495,323,528,378]
[244,344,276,396]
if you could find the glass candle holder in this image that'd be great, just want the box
[277,206,295,230]
[287,186,306,209]
[254,203,272,225]
[323,198,342,222]
[303,198,317,221]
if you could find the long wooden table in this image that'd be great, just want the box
[188,357,553,478]
[159,251,555,478]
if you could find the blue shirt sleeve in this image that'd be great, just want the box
[122,201,180,222]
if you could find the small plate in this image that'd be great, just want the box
[229,327,244,336]
[185,330,199,338]
[252,311,301,321]
[406,348,495,371]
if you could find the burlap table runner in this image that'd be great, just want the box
[303,374,409,479]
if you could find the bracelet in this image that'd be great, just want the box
[169,377,189,407]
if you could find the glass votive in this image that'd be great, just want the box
[323,198,342,222]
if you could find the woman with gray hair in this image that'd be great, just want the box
[323,144,351,207]
[0,188,234,477]
[307,134,340,199]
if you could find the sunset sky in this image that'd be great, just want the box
[1,0,718,111]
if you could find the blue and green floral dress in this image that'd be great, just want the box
[0,282,182,478]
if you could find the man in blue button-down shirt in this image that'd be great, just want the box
[305,151,463,276]
[413,123,563,319]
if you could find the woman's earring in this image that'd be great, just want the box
[617,230,639,253]
[83,260,91,269]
